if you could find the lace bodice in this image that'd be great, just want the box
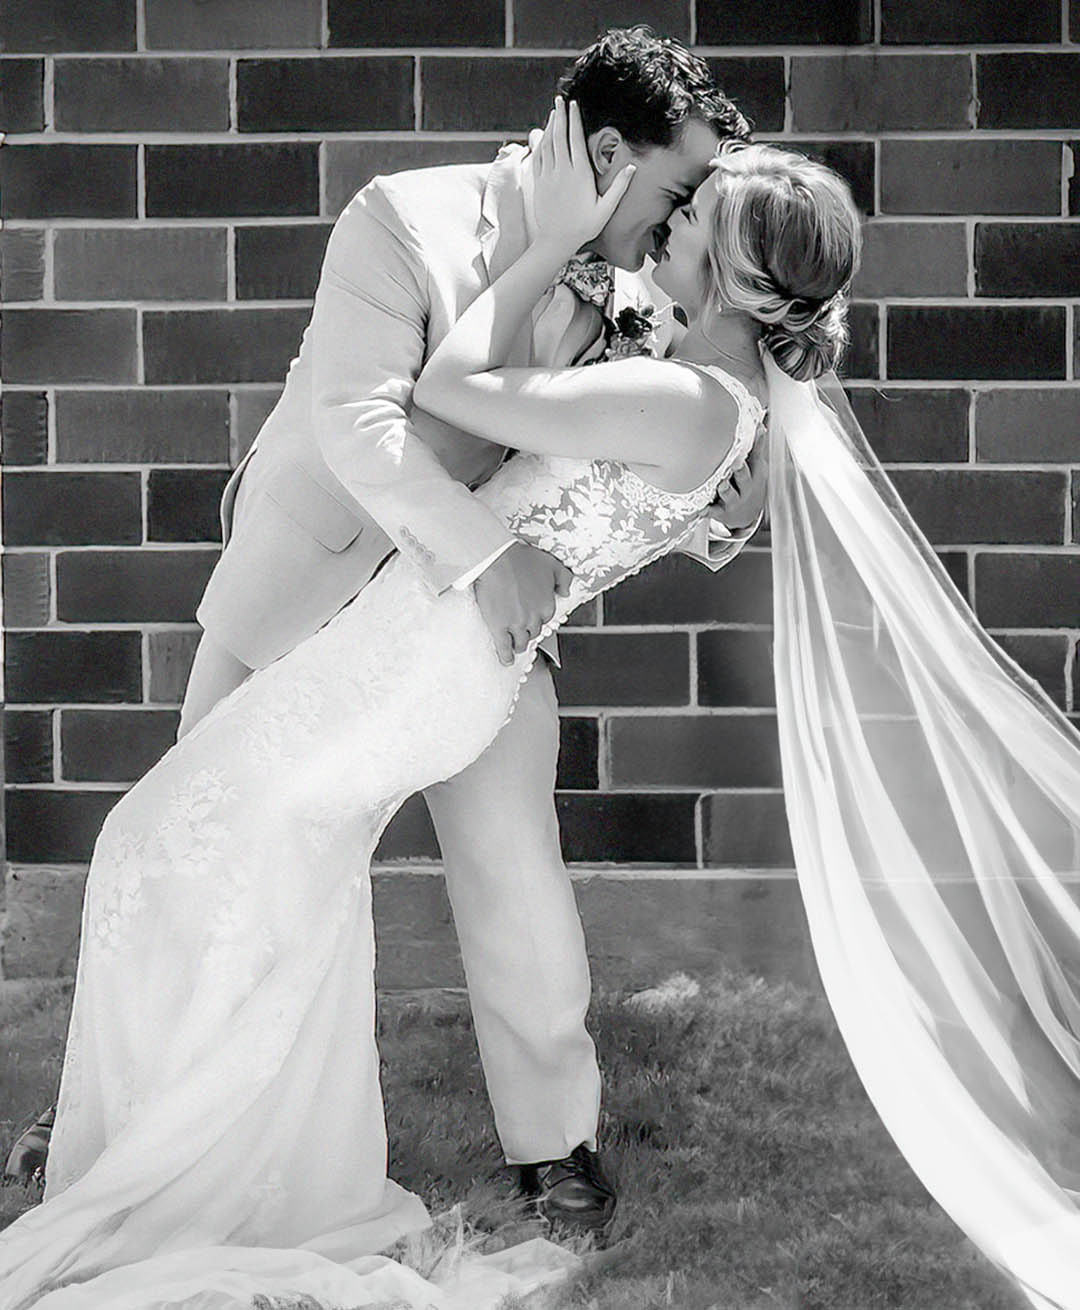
[474,361,766,608]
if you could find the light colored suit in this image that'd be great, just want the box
[189,146,758,1165]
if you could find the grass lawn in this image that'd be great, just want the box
[1,968,1025,1309]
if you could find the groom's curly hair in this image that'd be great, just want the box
[558,27,751,151]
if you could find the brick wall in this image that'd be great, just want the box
[2,0,1079,870]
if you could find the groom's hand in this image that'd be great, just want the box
[474,542,573,665]
[712,438,769,532]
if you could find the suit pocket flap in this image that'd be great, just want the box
[264,461,366,553]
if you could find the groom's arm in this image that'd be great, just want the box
[310,179,515,594]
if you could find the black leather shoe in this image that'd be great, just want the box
[517,1143,616,1230]
[2,1104,55,1187]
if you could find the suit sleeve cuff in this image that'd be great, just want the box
[449,539,517,591]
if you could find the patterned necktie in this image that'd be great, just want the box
[555,254,614,310]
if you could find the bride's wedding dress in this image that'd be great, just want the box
[0,366,764,1310]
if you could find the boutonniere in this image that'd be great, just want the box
[588,301,682,364]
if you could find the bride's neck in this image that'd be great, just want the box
[673,308,763,371]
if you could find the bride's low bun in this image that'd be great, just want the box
[702,143,862,382]
[762,292,850,382]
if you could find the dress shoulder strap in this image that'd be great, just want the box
[676,359,767,425]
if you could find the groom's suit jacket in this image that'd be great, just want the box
[196,145,758,671]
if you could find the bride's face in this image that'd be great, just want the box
[650,169,721,318]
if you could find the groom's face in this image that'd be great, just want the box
[587,117,722,271]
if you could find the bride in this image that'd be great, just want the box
[5,100,1080,1310]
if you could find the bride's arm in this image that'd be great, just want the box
[413,99,737,474]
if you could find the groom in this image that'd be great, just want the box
[6,29,764,1224]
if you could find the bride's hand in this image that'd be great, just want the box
[527,96,636,253]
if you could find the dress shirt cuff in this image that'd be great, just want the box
[450,539,518,591]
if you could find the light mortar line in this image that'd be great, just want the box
[46,389,57,464]
[506,0,514,47]
[413,56,422,132]
[968,390,976,463]
[318,139,327,216]
[52,707,62,782]
[693,796,704,868]
[969,51,978,129]
[43,57,55,130]
[8,128,1080,144]
[688,628,698,707]
[1068,303,1075,381]
[140,467,149,544]
[228,58,237,133]
[688,0,697,46]
[1065,0,1071,43]
[598,714,609,791]
[226,224,236,300]
[135,0,145,50]
[877,301,885,380]
[874,0,882,44]
[965,218,976,298]
[322,0,330,48]
[135,306,144,384]
[44,227,55,301]
[137,143,145,218]
[42,42,1080,56]
[141,632,151,703]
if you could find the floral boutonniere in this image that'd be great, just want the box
[588,301,681,365]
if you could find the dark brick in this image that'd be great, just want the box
[1,145,137,219]
[977,56,1080,130]
[552,633,689,707]
[54,57,228,132]
[233,389,281,461]
[841,303,880,381]
[145,144,318,219]
[888,307,1065,382]
[991,633,1071,709]
[374,793,439,861]
[565,596,599,627]
[2,392,48,465]
[422,57,563,133]
[698,0,873,44]
[557,716,599,790]
[237,58,413,133]
[0,58,43,130]
[847,388,969,463]
[975,225,1080,299]
[5,789,123,864]
[974,554,1080,628]
[61,710,180,783]
[887,469,1066,546]
[54,228,227,302]
[325,139,504,217]
[704,58,786,134]
[235,224,331,300]
[144,309,309,385]
[56,390,230,465]
[881,141,1060,217]
[556,793,698,863]
[6,631,142,705]
[3,553,50,627]
[148,630,201,704]
[1074,475,1080,545]
[6,712,52,784]
[976,390,1080,463]
[609,715,781,788]
[702,791,794,867]
[145,0,321,49]
[937,551,972,605]
[791,55,970,133]
[1,230,45,301]
[881,0,1059,42]
[788,140,875,217]
[57,550,218,624]
[331,0,503,46]
[853,223,968,299]
[0,0,135,52]
[2,310,137,385]
[605,550,773,626]
[148,469,231,542]
[697,630,775,707]
[1067,149,1080,217]
[4,472,142,547]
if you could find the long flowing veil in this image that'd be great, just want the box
[764,350,1080,1309]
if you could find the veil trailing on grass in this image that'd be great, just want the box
[765,350,1080,1310]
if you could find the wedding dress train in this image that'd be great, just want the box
[0,365,763,1309]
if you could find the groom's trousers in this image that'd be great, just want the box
[179,632,602,1166]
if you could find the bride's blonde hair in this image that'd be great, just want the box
[703,142,862,381]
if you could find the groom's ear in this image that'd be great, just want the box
[589,127,625,179]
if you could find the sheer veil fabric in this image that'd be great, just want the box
[765,351,1080,1310]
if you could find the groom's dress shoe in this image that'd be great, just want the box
[517,1143,616,1229]
[3,1103,55,1187]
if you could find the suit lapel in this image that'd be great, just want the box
[479,145,537,367]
